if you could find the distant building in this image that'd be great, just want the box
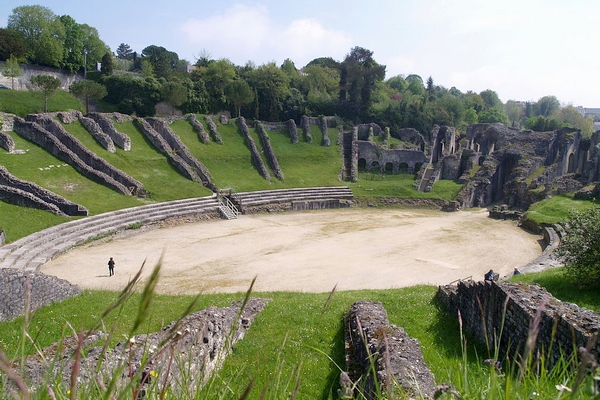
[576,106,600,118]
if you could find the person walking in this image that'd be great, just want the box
[108,257,115,276]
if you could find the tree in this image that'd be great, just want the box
[100,52,114,76]
[426,76,435,101]
[556,207,600,287]
[2,55,23,89]
[0,28,26,61]
[225,79,254,117]
[249,62,290,121]
[70,80,107,114]
[116,43,133,60]
[80,24,109,75]
[160,80,187,115]
[552,105,594,136]
[535,95,560,117]
[29,74,61,112]
[505,100,523,128]
[141,45,179,78]
[480,89,503,110]
[59,15,85,74]
[7,5,64,67]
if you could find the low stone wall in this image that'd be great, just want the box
[0,268,80,321]
[87,113,132,151]
[0,166,88,216]
[0,131,15,152]
[437,281,600,369]
[291,199,351,211]
[146,118,214,189]
[22,298,269,394]
[78,115,117,153]
[16,116,145,196]
[344,300,436,399]
[0,229,5,245]
[237,117,270,180]
[188,113,210,143]
[255,121,284,180]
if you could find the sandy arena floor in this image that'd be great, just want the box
[40,208,542,294]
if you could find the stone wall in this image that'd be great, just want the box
[0,130,14,152]
[437,281,600,369]
[78,115,117,153]
[146,118,214,189]
[237,117,270,180]
[87,113,132,151]
[188,113,210,144]
[344,300,436,399]
[0,268,80,321]
[357,141,427,174]
[0,62,83,91]
[255,121,284,180]
[18,115,145,196]
[0,166,88,216]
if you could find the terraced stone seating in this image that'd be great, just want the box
[0,196,222,272]
[236,186,353,210]
[0,187,354,273]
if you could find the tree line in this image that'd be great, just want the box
[0,5,595,136]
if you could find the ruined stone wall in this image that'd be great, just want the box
[357,123,383,140]
[146,118,214,189]
[357,141,427,174]
[288,119,299,144]
[188,114,210,144]
[0,131,14,152]
[392,128,426,151]
[14,117,145,196]
[344,300,436,399]
[0,166,88,216]
[437,281,600,369]
[255,121,284,180]
[0,112,16,132]
[205,115,224,144]
[78,116,116,153]
[87,113,132,151]
[0,268,80,321]
[237,117,270,181]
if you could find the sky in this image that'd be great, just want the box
[1,0,599,107]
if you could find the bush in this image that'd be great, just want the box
[557,207,600,287]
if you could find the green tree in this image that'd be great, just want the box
[141,45,178,78]
[535,95,560,117]
[160,80,187,115]
[81,24,109,75]
[69,80,107,114]
[552,105,594,137]
[0,28,26,61]
[7,5,64,67]
[339,46,386,119]
[100,52,114,76]
[2,55,23,89]
[505,100,523,128]
[480,89,503,110]
[249,62,290,121]
[478,107,509,124]
[29,74,61,112]
[426,76,435,101]
[557,207,600,287]
[386,75,407,92]
[59,15,85,74]
[116,43,133,60]
[224,79,254,117]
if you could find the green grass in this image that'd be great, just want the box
[0,89,83,116]
[1,278,595,399]
[524,194,599,225]
[350,173,463,200]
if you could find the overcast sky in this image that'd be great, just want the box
[1,0,598,107]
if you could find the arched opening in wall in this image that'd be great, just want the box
[398,162,409,174]
[384,162,394,174]
[491,156,518,204]
[414,163,422,174]
[371,161,380,171]
[358,158,367,172]
[567,153,575,174]
[478,156,485,166]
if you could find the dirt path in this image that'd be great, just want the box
[40,208,542,294]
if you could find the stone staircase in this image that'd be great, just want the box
[341,132,354,181]
[0,195,221,272]
[0,186,354,272]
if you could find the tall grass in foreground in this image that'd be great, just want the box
[0,262,599,398]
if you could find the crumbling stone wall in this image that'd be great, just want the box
[392,128,426,151]
[87,112,132,151]
[78,115,117,153]
[0,166,88,216]
[146,117,214,189]
[357,123,383,140]
[205,115,224,144]
[135,118,209,186]
[237,117,270,181]
[14,116,145,196]
[344,300,436,399]
[255,121,284,180]
[188,113,210,144]
[0,268,80,321]
[0,112,16,132]
[357,141,427,174]
[22,298,269,394]
[0,131,14,152]
[437,281,600,369]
